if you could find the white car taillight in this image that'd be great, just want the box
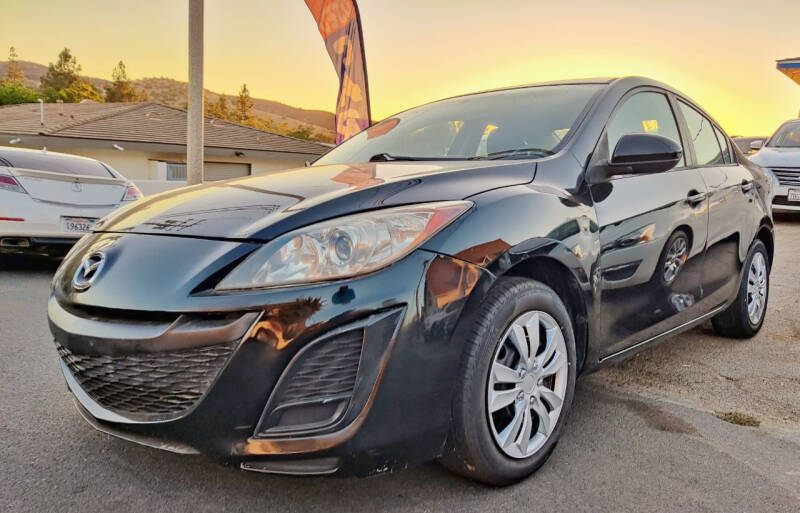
[0,174,27,194]
[122,184,143,202]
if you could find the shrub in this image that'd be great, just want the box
[0,82,39,105]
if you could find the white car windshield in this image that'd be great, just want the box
[767,121,800,148]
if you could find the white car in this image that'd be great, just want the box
[0,146,142,256]
[749,119,800,213]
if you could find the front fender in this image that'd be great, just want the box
[421,184,601,367]
[422,184,599,282]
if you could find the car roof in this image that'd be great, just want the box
[428,78,614,104]
[393,76,690,118]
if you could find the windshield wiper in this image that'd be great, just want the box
[369,153,478,162]
[485,148,554,160]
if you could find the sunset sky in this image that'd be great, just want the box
[2,0,799,136]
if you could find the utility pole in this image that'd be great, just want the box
[186,0,204,185]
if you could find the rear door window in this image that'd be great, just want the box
[4,152,114,177]
[677,102,725,166]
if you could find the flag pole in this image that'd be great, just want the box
[352,0,371,125]
[187,0,204,185]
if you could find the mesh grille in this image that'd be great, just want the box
[278,329,364,405]
[57,342,236,417]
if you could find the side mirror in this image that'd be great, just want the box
[608,133,683,175]
[749,140,763,151]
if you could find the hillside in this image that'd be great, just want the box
[0,60,335,136]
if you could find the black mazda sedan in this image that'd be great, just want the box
[50,77,773,485]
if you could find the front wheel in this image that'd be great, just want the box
[712,239,769,338]
[439,277,576,486]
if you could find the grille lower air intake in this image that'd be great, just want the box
[256,328,365,436]
[57,341,236,419]
[771,167,800,187]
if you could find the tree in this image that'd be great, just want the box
[104,60,147,102]
[0,82,38,105]
[40,47,82,92]
[216,94,230,119]
[59,80,103,103]
[4,47,25,85]
[235,83,254,121]
[205,93,231,121]
[286,124,315,140]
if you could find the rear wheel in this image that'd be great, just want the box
[712,239,769,338]
[439,277,576,485]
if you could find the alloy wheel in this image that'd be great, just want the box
[746,251,768,325]
[486,310,569,459]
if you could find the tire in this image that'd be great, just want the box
[712,239,769,338]
[439,277,577,486]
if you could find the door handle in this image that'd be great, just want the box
[741,179,753,192]
[686,190,707,205]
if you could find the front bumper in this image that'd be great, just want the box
[772,194,800,212]
[50,233,489,476]
[766,169,800,212]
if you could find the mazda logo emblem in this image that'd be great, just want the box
[72,181,82,192]
[72,251,106,291]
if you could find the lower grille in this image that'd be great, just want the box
[280,329,364,404]
[256,328,365,435]
[57,341,236,418]
[771,167,800,186]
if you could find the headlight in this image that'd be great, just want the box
[216,201,472,290]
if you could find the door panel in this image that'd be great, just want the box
[589,90,709,358]
[696,164,757,306]
[676,101,755,308]
[592,170,708,356]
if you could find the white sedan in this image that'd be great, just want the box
[0,146,142,256]
[749,119,800,213]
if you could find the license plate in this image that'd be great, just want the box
[788,188,800,202]
[61,217,97,233]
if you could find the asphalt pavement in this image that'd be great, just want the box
[1,220,799,513]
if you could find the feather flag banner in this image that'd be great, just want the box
[304,0,372,144]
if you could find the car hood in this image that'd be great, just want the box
[93,161,535,241]
[749,147,800,168]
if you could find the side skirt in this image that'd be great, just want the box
[598,303,727,364]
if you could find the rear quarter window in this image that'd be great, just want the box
[677,101,725,166]
[3,152,114,178]
[712,125,733,164]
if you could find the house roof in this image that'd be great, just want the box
[0,102,329,155]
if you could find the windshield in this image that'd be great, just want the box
[314,84,603,165]
[767,121,800,148]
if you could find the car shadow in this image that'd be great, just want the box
[773,212,800,225]
[0,254,61,275]
[80,382,674,509]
